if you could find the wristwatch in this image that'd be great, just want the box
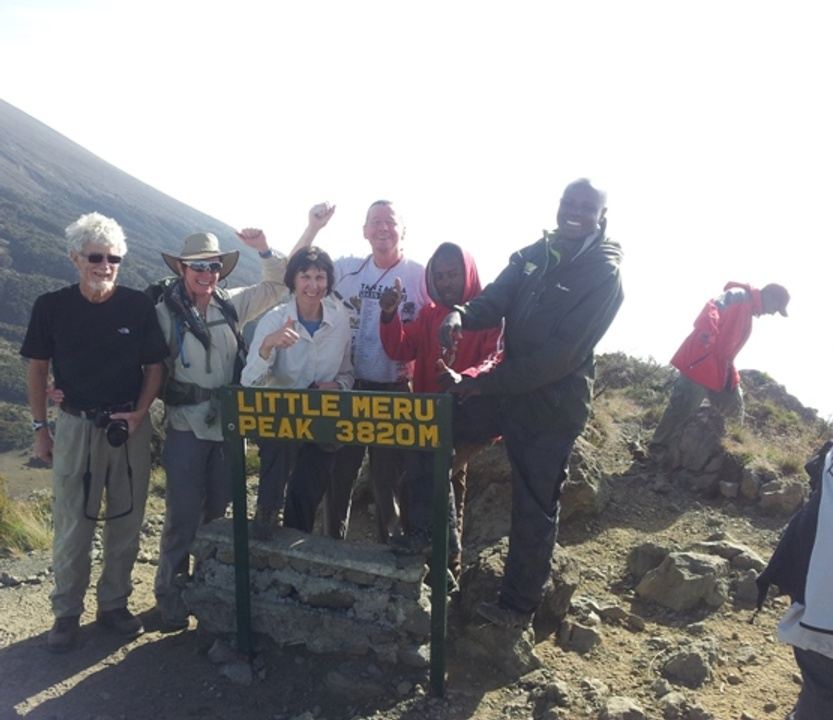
[258,248,274,259]
[31,419,48,432]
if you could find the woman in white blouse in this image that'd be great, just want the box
[242,246,353,537]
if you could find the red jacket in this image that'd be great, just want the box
[671,282,763,392]
[380,242,502,393]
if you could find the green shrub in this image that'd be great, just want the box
[0,476,51,553]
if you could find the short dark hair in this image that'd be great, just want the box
[284,246,335,294]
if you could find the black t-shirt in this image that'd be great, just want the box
[20,284,169,410]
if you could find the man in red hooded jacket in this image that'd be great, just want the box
[651,281,790,453]
[379,242,502,572]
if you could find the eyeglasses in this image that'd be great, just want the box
[82,253,122,264]
[183,260,222,273]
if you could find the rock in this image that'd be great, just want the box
[732,570,760,608]
[397,644,430,669]
[535,550,582,637]
[561,437,609,521]
[455,623,541,678]
[600,695,646,719]
[580,677,610,704]
[718,481,739,498]
[557,620,602,654]
[627,542,671,581]
[672,412,725,475]
[220,661,253,686]
[636,553,729,611]
[324,671,386,702]
[207,639,237,665]
[759,479,807,515]
[660,639,719,688]
[658,691,687,719]
[651,678,673,698]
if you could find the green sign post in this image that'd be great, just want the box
[220,386,454,696]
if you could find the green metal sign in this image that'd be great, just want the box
[221,386,454,696]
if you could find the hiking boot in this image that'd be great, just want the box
[47,615,80,653]
[389,530,431,556]
[251,509,280,541]
[155,594,190,633]
[448,552,462,585]
[158,613,189,633]
[96,607,144,637]
[476,600,532,629]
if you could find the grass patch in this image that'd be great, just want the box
[0,476,51,554]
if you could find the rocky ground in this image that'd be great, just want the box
[0,372,815,720]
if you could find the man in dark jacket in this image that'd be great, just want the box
[439,178,623,628]
[650,282,789,454]
[756,442,833,718]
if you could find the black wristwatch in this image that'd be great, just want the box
[31,419,48,432]
[258,248,274,258]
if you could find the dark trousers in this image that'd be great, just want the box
[256,440,301,517]
[404,450,460,554]
[283,444,351,538]
[319,379,408,543]
[793,647,833,719]
[454,394,577,614]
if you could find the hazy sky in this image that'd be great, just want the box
[2,0,831,415]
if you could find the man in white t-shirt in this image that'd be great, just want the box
[291,201,428,542]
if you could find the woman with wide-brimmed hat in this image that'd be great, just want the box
[153,227,290,631]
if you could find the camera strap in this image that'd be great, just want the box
[83,430,134,522]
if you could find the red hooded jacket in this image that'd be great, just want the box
[379,243,502,393]
[671,282,763,392]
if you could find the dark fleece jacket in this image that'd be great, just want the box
[457,231,623,437]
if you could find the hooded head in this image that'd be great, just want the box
[425,243,482,309]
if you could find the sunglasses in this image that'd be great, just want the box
[82,253,122,264]
[183,260,223,273]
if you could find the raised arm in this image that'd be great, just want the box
[289,202,336,259]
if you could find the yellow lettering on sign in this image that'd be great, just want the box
[257,415,275,437]
[419,425,440,448]
[301,393,320,417]
[239,415,257,434]
[371,396,391,420]
[295,418,313,440]
[335,420,354,442]
[414,398,435,422]
[276,417,295,439]
[237,391,256,413]
[283,392,300,414]
[321,393,340,417]
[352,395,371,418]
[392,396,412,420]
[264,391,282,414]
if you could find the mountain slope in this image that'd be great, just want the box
[0,98,266,407]
[0,98,260,337]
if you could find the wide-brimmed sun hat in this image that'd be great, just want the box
[161,232,239,279]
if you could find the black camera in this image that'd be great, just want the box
[92,409,130,448]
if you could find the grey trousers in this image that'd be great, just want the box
[51,410,151,618]
[651,373,744,449]
[792,647,833,719]
[154,429,231,611]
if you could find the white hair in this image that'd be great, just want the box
[65,213,128,256]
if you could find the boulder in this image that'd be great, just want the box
[636,552,729,611]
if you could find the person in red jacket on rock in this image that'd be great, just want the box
[650,281,790,454]
[379,242,502,577]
